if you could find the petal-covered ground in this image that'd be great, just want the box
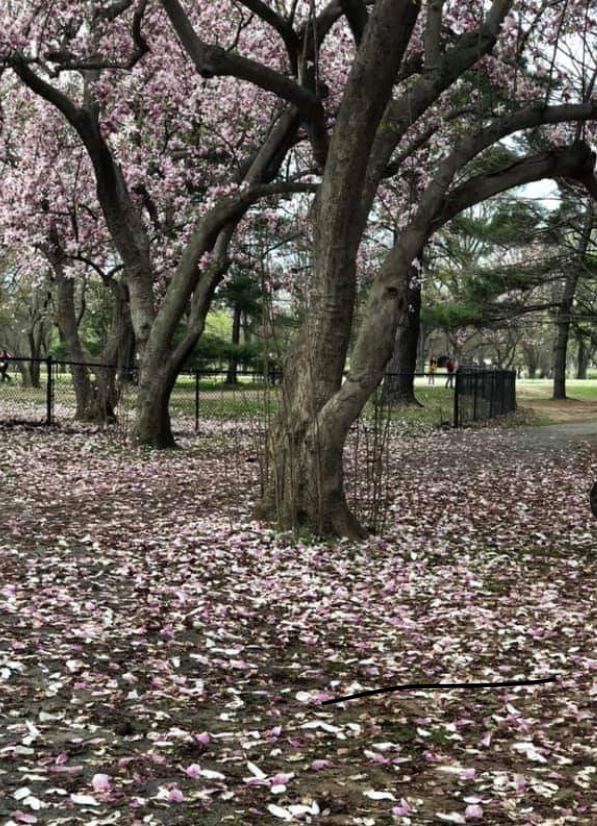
[0,422,596,826]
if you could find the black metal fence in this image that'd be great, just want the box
[0,356,286,429]
[453,367,516,427]
[0,357,515,431]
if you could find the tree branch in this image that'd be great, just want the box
[434,143,597,232]
[45,0,150,73]
[160,0,320,117]
[339,0,369,46]
[423,0,445,71]
[8,55,85,129]
[366,0,514,207]
[235,0,300,67]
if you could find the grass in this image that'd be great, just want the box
[517,378,597,401]
[9,373,597,429]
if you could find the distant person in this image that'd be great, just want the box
[428,357,437,385]
[0,350,11,383]
[445,356,455,388]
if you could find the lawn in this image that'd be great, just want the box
[517,379,597,401]
[0,421,596,825]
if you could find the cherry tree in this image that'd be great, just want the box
[157,0,597,536]
[4,0,597,536]
[1,0,318,443]
[0,89,135,419]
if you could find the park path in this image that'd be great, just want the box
[494,420,597,452]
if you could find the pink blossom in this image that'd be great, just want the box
[311,760,334,770]
[168,787,184,802]
[91,773,111,793]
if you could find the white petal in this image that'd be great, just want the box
[70,794,100,806]
[363,790,396,800]
[267,803,293,820]
[247,761,267,779]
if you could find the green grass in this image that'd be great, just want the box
[517,378,597,401]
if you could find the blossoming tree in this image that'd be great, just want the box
[3,0,597,536]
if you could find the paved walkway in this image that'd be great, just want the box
[492,420,597,452]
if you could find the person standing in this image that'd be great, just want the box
[445,356,455,388]
[428,357,437,385]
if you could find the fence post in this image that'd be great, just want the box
[472,370,478,421]
[195,370,199,432]
[489,370,495,418]
[453,369,460,427]
[46,354,53,425]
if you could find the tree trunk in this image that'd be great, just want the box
[225,304,242,385]
[380,281,422,406]
[255,397,367,540]
[17,361,33,388]
[132,361,177,448]
[552,317,570,400]
[53,268,110,422]
[255,0,422,537]
[523,347,537,379]
[576,334,588,379]
[553,206,592,400]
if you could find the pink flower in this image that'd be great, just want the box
[311,759,333,770]
[91,773,111,793]
[465,804,483,819]
[168,787,184,802]
[184,763,202,777]
[392,799,413,816]
[194,731,210,744]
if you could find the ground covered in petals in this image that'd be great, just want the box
[0,422,596,826]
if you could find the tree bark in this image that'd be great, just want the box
[523,345,538,379]
[380,280,422,406]
[255,0,421,537]
[576,333,588,379]
[552,206,593,400]
[53,262,111,422]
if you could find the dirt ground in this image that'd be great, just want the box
[517,398,597,424]
[1,423,597,825]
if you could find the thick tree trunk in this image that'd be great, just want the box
[255,1,422,537]
[255,405,367,540]
[133,362,177,448]
[225,305,242,385]
[576,334,588,379]
[380,281,422,406]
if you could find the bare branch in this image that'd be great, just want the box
[435,143,597,232]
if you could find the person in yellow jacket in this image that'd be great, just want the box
[428,357,437,385]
